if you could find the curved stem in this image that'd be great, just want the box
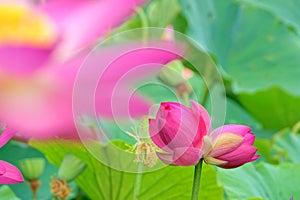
[191,159,203,200]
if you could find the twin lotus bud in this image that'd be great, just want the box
[51,153,86,199]
[149,101,259,167]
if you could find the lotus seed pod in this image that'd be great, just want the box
[58,153,86,182]
[19,158,45,180]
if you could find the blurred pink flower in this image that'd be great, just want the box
[149,101,210,166]
[0,128,24,184]
[203,125,260,169]
[0,0,147,75]
[0,0,186,139]
[149,101,259,168]
[0,41,183,139]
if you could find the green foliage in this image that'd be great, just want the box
[181,0,300,130]
[272,129,300,163]
[0,186,20,200]
[147,0,180,27]
[240,0,300,34]
[118,0,183,32]
[218,162,300,200]
[255,128,300,165]
[181,0,300,95]
[238,87,300,130]
[30,139,223,200]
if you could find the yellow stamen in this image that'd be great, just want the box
[0,3,57,47]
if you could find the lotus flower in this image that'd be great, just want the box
[0,128,24,184]
[203,125,260,169]
[149,101,259,168]
[0,0,186,139]
[149,101,211,166]
[0,0,147,75]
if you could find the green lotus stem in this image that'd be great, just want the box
[191,159,204,200]
[133,162,144,200]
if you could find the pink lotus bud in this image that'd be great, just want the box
[203,125,259,169]
[149,101,211,166]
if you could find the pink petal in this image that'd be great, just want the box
[154,103,201,149]
[72,41,185,120]
[156,152,173,165]
[149,119,172,152]
[209,133,244,157]
[0,40,184,139]
[0,45,54,75]
[216,144,258,169]
[0,128,16,148]
[191,101,211,148]
[0,74,76,139]
[173,147,203,166]
[211,125,251,140]
[244,133,255,145]
[191,101,211,132]
[251,154,260,161]
[0,164,5,175]
[40,0,147,54]
[0,161,24,184]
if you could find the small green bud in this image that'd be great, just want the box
[58,153,86,182]
[19,158,45,180]
[158,60,185,87]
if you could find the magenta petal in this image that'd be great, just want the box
[173,147,202,166]
[0,128,16,148]
[0,39,184,139]
[211,125,251,140]
[0,161,24,184]
[0,45,54,75]
[149,119,172,152]
[217,144,258,169]
[0,74,77,139]
[251,154,260,161]
[72,41,184,118]
[191,101,211,132]
[0,164,5,175]
[190,101,211,148]
[156,152,173,165]
[157,103,201,149]
[244,133,255,145]
[41,0,147,53]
